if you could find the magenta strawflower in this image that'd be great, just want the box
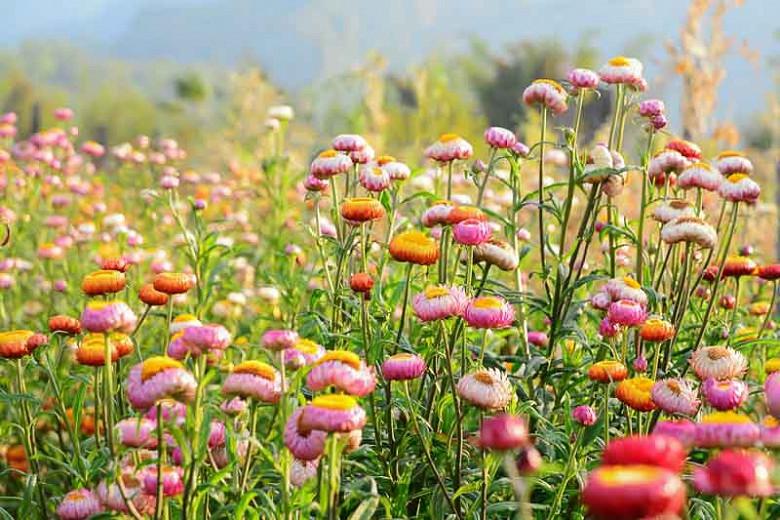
[483,127,517,149]
[144,400,187,427]
[97,470,155,515]
[695,412,760,448]
[694,449,774,497]
[702,377,748,411]
[126,357,197,411]
[221,360,282,403]
[412,285,468,322]
[262,329,299,351]
[116,417,157,448]
[607,299,647,327]
[764,372,780,419]
[463,295,515,329]
[304,174,329,192]
[284,407,327,460]
[300,395,367,433]
[572,405,597,426]
[220,396,247,416]
[653,419,697,448]
[358,165,391,192]
[477,413,529,451]
[306,350,376,396]
[598,317,621,338]
[453,218,492,245]
[141,465,184,497]
[381,353,426,381]
[526,331,549,348]
[638,99,665,117]
[567,68,600,90]
[80,300,137,333]
[56,488,103,520]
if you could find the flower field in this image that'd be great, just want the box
[0,55,778,519]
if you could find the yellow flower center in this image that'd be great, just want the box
[0,330,34,345]
[717,150,744,159]
[389,353,415,362]
[86,300,116,311]
[701,411,753,425]
[727,173,749,183]
[765,358,780,374]
[533,79,565,93]
[295,339,320,355]
[439,133,460,142]
[318,149,339,158]
[398,230,434,246]
[598,465,661,486]
[608,56,632,67]
[174,314,198,323]
[424,286,450,299]
[763,416,779,428]
[141,356,183,381]
[690,161,713,171]
[233,360,276,380]
[311,394,357,411]
[622,276,640,289]
[472,296,504,310]
[317,350,361,370]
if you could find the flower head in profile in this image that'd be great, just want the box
[714,150,753,176]
[719,173,760,203]
[765,372,780,419]
[483,127,517,149]
[463,295,515,329]
[587,360,628,383]
[80,300,137,333]
[153,272,196,295]
[300,395,366,433]
[453,218,492,246]
[310,149,353,179]
[601,434,687,472]
[653,419,697,448]
[615,377,656,412]
[377,155,411,181]
[284,338,325,369]
[652,199,695,224]
[421,200,455,227]
[126,357,197,410]
[599,56,644,85]
[412,285,468,322]
[381,353,426,381]
[567,68,600,90]
[331,134,367,153]
[648,150,689,185]
[522,79,568,115]
[389,230,439,265]
[640,317,675,342]
[677,162,722,191]
[694,450,773,497]
[262,329,299,351]
[81,270,126,296]
[661,216,717,249]
[56,488,104,520]
[306,350,376,396]
[607,299,647,327]
[358,165,391,192]
[222,360,282,403]
[284,407,327,461]
[457,368,513,410]
[477,414,529,451]
[695,412,760,448]
[340,197,385,224]
[473,238,519,271]
[425,133,473,162]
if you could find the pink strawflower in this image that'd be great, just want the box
[695,412,760,448]
[304,174,329,192]
[527,331,549,348]
[97,470,155,514]
[653,419,697,448]
[332,134,367,153]
[358,165,391,192]
[284,338,325,369]
[512,142,530,157]
[598,317,621,338]
[648,150,690,185]
[638,99,665,117]
[126,357,197,411]
[567,68,600,90]
[80,300,137,333]
[463,296,515,329]
[310,150,353,179]
[702,378,748,411]
[719,174,760,203]
[349,145,375,165]
[677,162,722,191]
[381,353,426,381]
[141,466,184,497]
[599,56,644,85]
[116,417,157,448]
[484,127,517,149]
[457,368,513,410]
[306,350,376,396]
[144,400,187,427]
[694,449,774,497]
[220,396,247,416]
[221,361,282,403]
[56,488,103,520]
[765,372,780,419]
[284,408,327,460]
[54,107,74,121]
[714,151,753,176]
[421,201,455,227]
[291,458,320,487]
[262,329,299,351]
[651,379,700,416]
[522,79,568,115]
[453,218,491,246]
[607,299,647,327]
[300,395,367,433]
[412,285,468,322]
[572,405,597,426]
[425,134,473,162]
[477,413,529,451]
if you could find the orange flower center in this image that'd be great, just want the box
[233,360,277,380]
[0,330,34,346]
[317,350,361,370]
[377,155,396,165]
[141,356,183,381]
[174,314,198,323]
[439,133,460,142]
[318,149,339,158]
[389,353,415,362]
[706,347,730,361]
[666,380,681,394]
[717,150,744,159]
[533,79,565,93]
[473,371,495,385]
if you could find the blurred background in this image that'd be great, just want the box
[3,0,778,251]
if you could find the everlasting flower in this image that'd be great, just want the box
[291,458,320,488]
[477,413,529,451]
[332,134,367,152]
[607,299,647,327]
[757,264,780,280]
[572,405,597,426]
[452,218,492,245]
[306,350,376,396]
[526,330,549,348]
[115,418,157,448]
[588,360,628,383]
[139,283,169,306]
[483,127,517,149]
[349,145,375,164]
[421,200,455,227]
[602,435,687,472]
[582,465,685,520]
[652,199,695,224]
[284,407,327,460]
[638,99,665,117]
[56,488,103,520]
[694,449,773,497]
[567,68,600,90]
[285,338,325,369]
[97,471,155,515]
[760,416,780,447]
[412,285,468,322]
[142,466,184,497]
[463,295,515,329]
[300,395,367,433]
[765,372,780,419]
[49,315,81,335]
[651,379,700,416]
[389,230,439,265]
[170,314,201,334]
[153,272,196,295]
[599,56,644,85]
[358,165,390,192]
[340,197,385,224]
[677,162,722,191]
[702,377,747,411]
[616,377,656,412]
[457,368,513,410]
[425,133,473,162]
[522,79,568,114]
[80,301,136,333]
[721,255,757,277]
[349,272,374,294]
[648,150,689,185]
[695,412,760,448]
[599,276,648,307]
[310,150,353,179]
[0,330,36,358]
[381,353,426,381]
[76,333,132,366]
[719,173,760,203]
[262,329,299,351]
[714,150,753,176]
[81,270,126,296]
[126,357,197,410]
[666,139,702,160]
[661,216,717,249]
[653,419,697,448]
[640,317,675,342]
[222,361,282,403]
[690,346,747,380]
[377,155,411,181]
